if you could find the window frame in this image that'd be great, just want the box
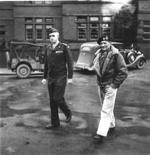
[35,25,43,40]
[25,24,34,40]
[25,17,54,41]
[143,20,150,40]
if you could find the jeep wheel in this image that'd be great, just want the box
[16,64,31,78]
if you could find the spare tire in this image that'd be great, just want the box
[16,64,31,78]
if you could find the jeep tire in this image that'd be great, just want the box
[16,64,31,78]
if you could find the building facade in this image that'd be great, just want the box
[137,0,150,58]
[0,0,150,67]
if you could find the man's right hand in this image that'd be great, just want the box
[41,79,47,85]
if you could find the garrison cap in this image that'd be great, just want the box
[48,27,58,34]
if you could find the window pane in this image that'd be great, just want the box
[102,16,111,22]
[90,28,99,40]
[35,18,43,23]
[90,16,99,22]
[102,29,110,37]
[101,23,111,38]
[45,18,53,23]
[36,25,42,29]
[77,16,87,22]
[90,23,98,28]
[101,23,110,28]
[77,23,86,28]
[25,25,33,40]
[78,28,86,40]
[25,18,33,23]
[36,25,43,40]
[34,1,43,4]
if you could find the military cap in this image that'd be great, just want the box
[48,27,58,34]
[97,35,109,45]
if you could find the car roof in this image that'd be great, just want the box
[81,41,123,47]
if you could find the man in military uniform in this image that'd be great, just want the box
[41,27,73,129]
[93,36,128,142]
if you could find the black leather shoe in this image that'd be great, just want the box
[109,127,115,133]
[45,124,60,130]
[65,114,72,123]
[94,134,104,143]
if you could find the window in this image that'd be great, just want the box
[90,23,99,40]
[45,18,53,23]
[143,20,150,40]
[34,1,43,4]
[90,16,99,22]
[101,16,111,39]
[76,16,112,41]
[89,16,99,40]
[35,25,43,40]
[25,18,33,23]
[101,23,111,37]
[77,23,87,40]
[77,17,87,40]
[25,25,33,40]
[35,18,43,23]
[77,16,87,23]
[25,17,54,41]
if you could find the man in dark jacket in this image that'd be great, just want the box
[41,27,73,129]
[93,36,128,142]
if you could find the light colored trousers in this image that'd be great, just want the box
[97,85,117,137]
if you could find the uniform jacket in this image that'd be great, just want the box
[93,45,128,88]
[43,42,73,79]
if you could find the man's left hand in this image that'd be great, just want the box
[110,83,116,89]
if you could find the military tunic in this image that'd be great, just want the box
[43,42,73,126]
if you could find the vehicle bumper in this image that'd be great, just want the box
[75,63,94,71]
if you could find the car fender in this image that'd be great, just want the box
[16,61,32,71]
[126,55,146,68]
[5,51,11,68]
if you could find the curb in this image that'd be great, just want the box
[0,68,43,76]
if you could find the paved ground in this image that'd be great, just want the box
[0,61,150,155]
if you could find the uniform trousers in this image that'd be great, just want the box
[97,85,117,137]
[47,75,71,126]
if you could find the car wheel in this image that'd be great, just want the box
[16,64,31,78]
[136,59,145,69]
